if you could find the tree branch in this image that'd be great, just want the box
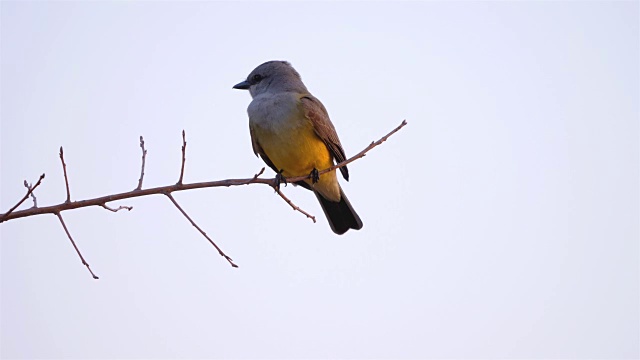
[135,136,147,191]
[0,120,407,274]
[59,147,71,203]
[178,130,186,185]
[165,192,237,268]
[0,121,407,223]
[275,188,316,223]
[23,180,38,208]
[1,174,45,221]
[55,211,99,279]
[101,204,133,213]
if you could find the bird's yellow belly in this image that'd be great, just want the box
[255,121,339,201]
[259,123,333,178]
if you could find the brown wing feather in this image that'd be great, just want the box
[249,125,279,174]
[300,95,349,181]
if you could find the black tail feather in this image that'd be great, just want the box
[315,188,363,235]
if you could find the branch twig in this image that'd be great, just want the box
[23,180,38,208]
[251,167,265,181]
[101,204,133,212]
[59,147,71,203]
[275,188,316,223]
[0,120,407,276]
[165,192,238,268]
[135,136,147,191]
[1,174,45,221]
[55,212,99,279]
[178,130,186,185]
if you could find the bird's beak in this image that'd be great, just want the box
[233,80,250,90]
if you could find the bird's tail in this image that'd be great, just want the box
[315,187,363,235]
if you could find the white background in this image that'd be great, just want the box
[1,1,638,359]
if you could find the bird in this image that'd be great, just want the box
[233,60,363,234]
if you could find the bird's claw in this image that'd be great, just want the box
[309,168,320,184]
[274,170,288,191]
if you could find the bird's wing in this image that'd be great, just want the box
[249,124,279,174]
[300,95,349,181]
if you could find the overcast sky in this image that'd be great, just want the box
[1,1,638,359]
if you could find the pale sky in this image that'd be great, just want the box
[1,1,638,359]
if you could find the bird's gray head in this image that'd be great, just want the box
[233,60,308,97]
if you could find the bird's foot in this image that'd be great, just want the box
[309,168,320,184]
[274,169,288,191]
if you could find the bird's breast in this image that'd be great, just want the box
[248,93,303,132]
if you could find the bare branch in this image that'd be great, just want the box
[59,147,71,203]
[55,212,99,279]
[242,167,265,185]
[0,121,406,223]
[233,167,321,221]
[252,167,265,179]
[1,177,269,222]
[135,136,147,191]
[101,204,133,212]
[23,180,38,208]
[0,121,407,275]
[275,188,316,223]
[178,130,187,185]
[164,192,238,268]
[0,174,45,222]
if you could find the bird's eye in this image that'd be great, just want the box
[252,74,263,83]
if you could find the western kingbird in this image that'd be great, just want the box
[233,60,363,235]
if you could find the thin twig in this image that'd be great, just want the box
[135,136,147,191]
[59,147,71,203]
[55,212,99,279]
[275,188,316,223]
[23,180,38,208]
[101,204,133,212]
[0,174,45,222]
[242,167,315,221]
[243,167,265,184]
[164,192,238,268]
[177,130,186,185]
